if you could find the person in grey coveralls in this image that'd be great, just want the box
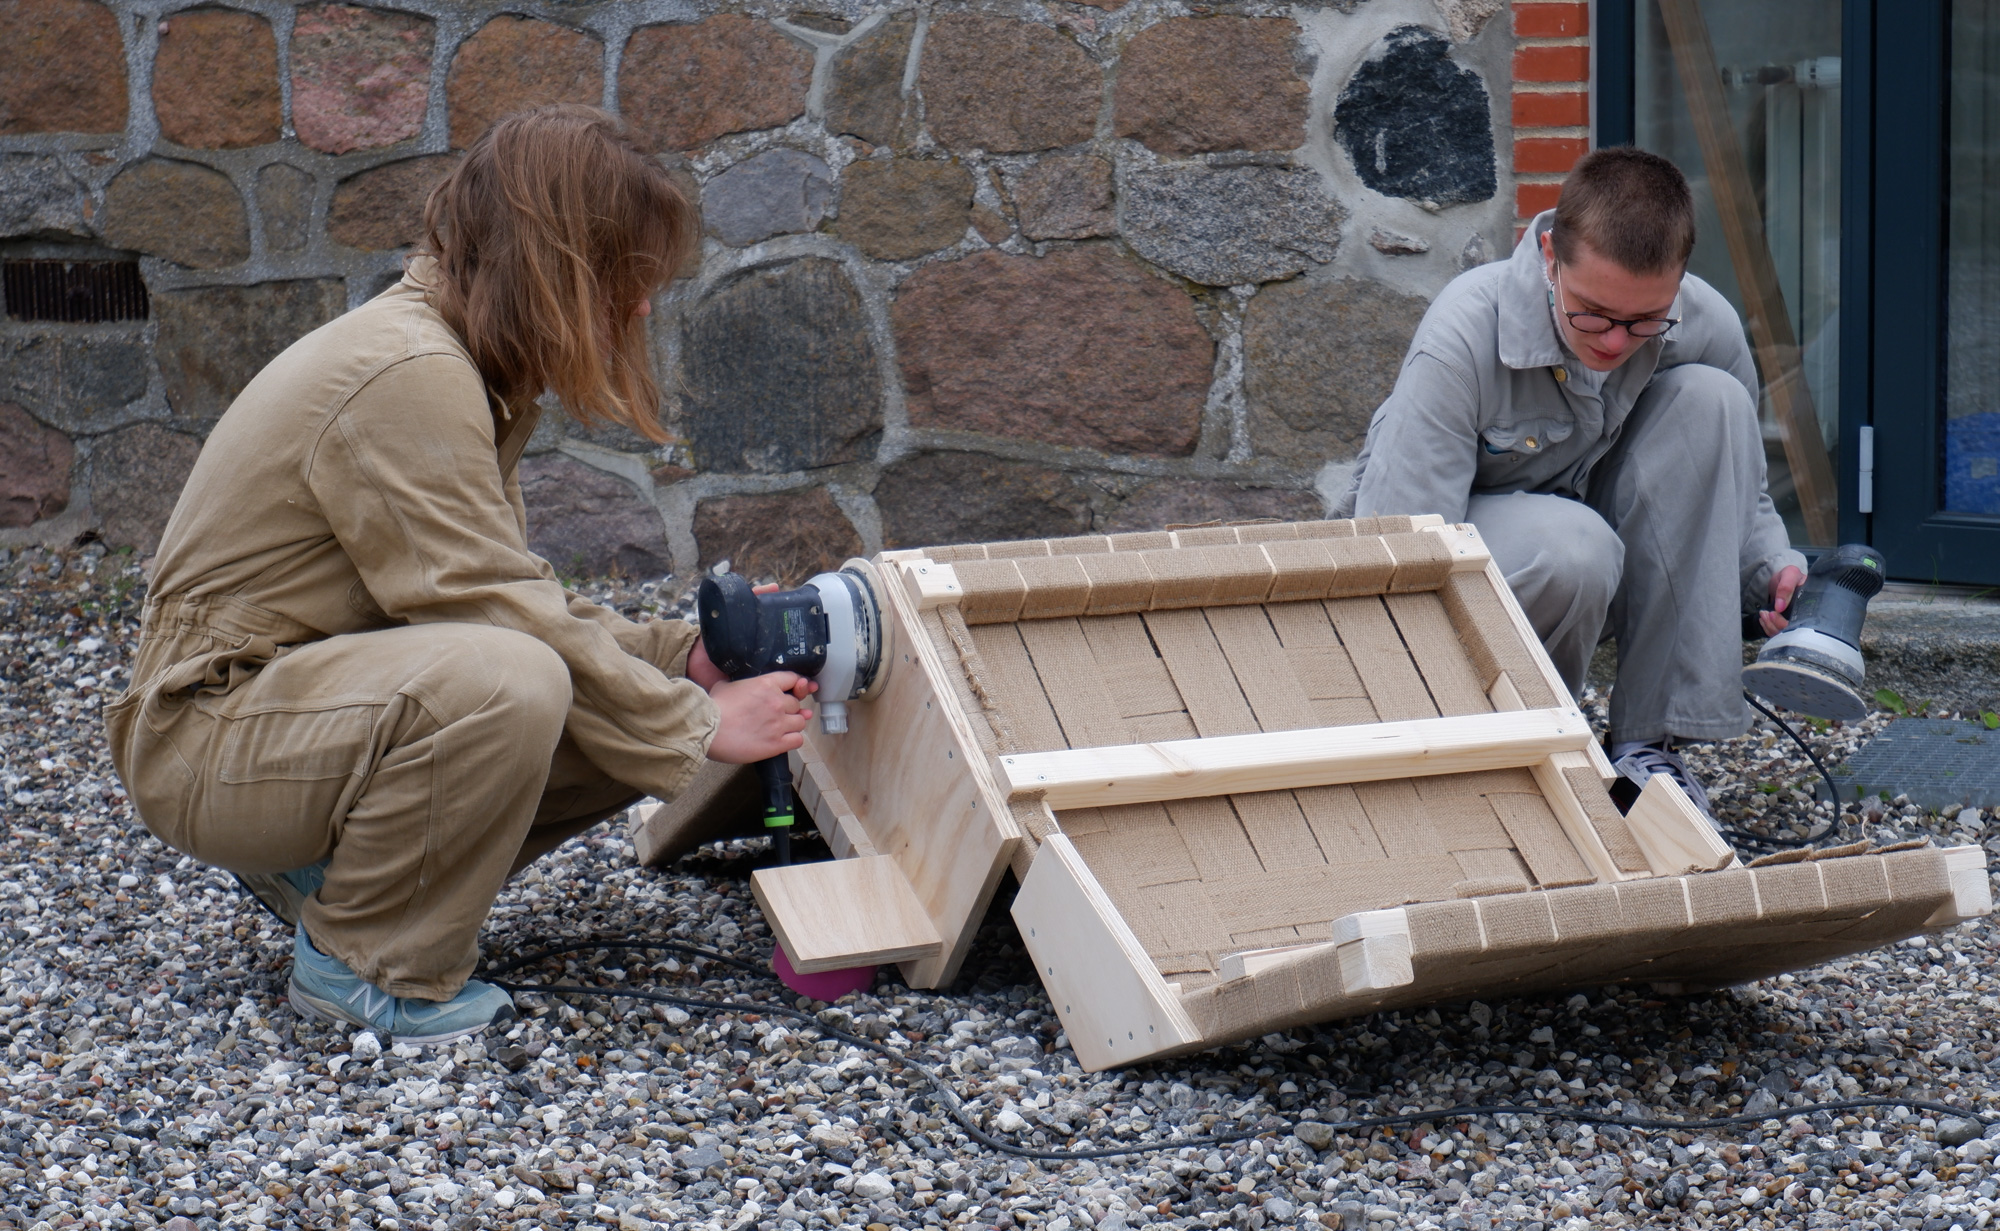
[1333,148,1808,816]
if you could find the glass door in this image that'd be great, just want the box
[1629,0,1846,549]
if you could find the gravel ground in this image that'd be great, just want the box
[6,543,2000,1231]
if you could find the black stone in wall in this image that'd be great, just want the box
[1334,25,1496,207]
[681,258,884,474]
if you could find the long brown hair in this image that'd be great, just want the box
[422,104,695,441]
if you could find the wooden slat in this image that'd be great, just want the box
[991,708,1595,809]
[803,565,1018,988]
[1326,596,1439,721]
[1142,607,1259,736]
[750,856,944,971]
[1011,835,1202,1072]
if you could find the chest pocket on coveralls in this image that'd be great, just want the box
[1480,419,1574,458]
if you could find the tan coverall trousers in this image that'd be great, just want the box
[145,621,640,1001]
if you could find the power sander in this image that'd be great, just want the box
[696,560,886,865]
[1741,543,1888,721]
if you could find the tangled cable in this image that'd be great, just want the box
[480,939,1997,1163]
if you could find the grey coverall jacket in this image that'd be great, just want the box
[1335,212,1807,744]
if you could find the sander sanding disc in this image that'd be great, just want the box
[1741,658,1869,722]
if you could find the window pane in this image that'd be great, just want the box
[1949,0,2000,516]
[1635,0,1843,547]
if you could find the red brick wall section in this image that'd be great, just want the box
[1510,1,1591,231]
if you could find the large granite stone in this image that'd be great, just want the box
[0,0,126,135]
[919,17,1098,154]
[622,17,812,152]
[328,155,459,251]
[875,453,1094,549]
[1112,18,1310,157]
[1103,479,1320,533]
[257,164,315,254]
[693,487,864,585]
[519,454,671,580]
[702,148,834,247]
[1119,164,1344,287]
[153,8,281,149]
[100,160,250,269]
[153,281,347,422]
[836,159,971,260]
[90,423,201,553]
[681,258,882,473]
[0,402,73,527]
[1439,0,1506,43]
[0,331,149,427]
[290,5,435,155]
[825,14,913,146]
[1333,26,1496,207]
[1243,275,1430,461]
[1013,152,1115,241]
[447,17,603,150]
[0,154,91,240]
[892,247,1210,457]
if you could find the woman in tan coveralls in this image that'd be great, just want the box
[106,107,814,1044]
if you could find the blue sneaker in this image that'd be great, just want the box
[288,929,516,1045]
[233,859,329,927]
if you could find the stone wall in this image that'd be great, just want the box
[1,0,1525,586]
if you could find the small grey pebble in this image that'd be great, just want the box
[1938,1115,1985,1146]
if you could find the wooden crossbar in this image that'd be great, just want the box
[991,708,1595,809]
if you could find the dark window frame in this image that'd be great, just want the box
[1592,0,2000,583]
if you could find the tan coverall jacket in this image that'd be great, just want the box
[106,264,719,999]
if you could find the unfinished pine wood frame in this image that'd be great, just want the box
[636,518,1990,1070]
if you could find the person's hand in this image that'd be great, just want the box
[686,639,727,691]
[706,672,818,763]
[1758,564,1807,637]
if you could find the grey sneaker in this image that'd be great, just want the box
[233,859,329,927]
[1610,741,1716,820]
[288,929,515,1045]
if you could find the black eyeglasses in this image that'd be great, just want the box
[1552,264,1680,337]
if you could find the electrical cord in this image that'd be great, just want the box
[1743,690,1848,824]
[479,941,1998,1163]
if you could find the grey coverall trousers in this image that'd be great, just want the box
[1466,363,1770,745]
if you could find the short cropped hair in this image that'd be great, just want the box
[1549,147,1696,275]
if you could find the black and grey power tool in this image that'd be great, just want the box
[1741,543,1888,722]
[696,560,886,864]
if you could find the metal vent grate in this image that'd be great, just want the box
[2,259,149,323]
